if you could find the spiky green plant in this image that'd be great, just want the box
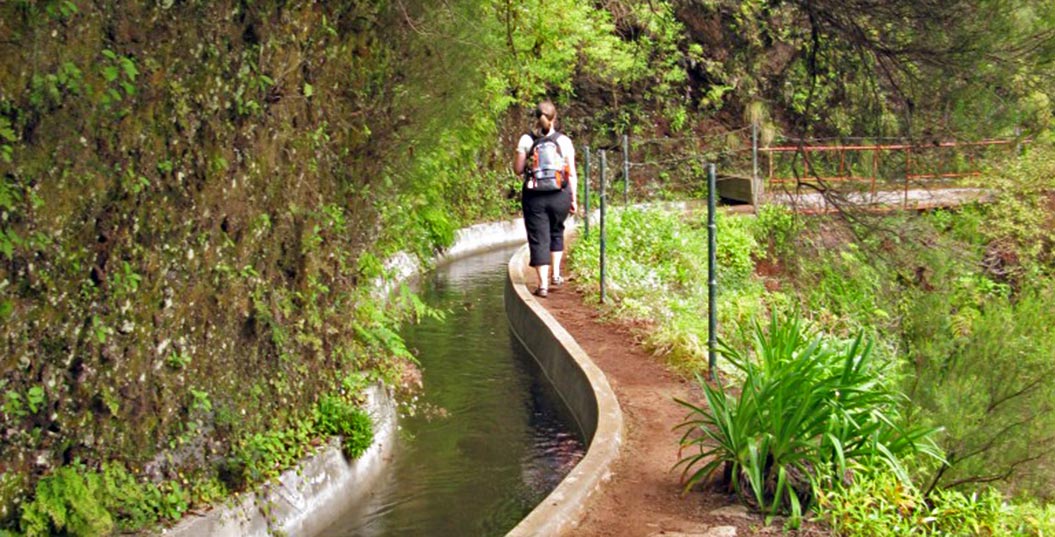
[674,313,943,526]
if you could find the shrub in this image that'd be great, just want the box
[905,284,1055,499]
[675,313,942,526]
[818,467,1055,536]
[754,203,802,260]
[315,395,374,459]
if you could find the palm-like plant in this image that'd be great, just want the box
[675,314,943,525]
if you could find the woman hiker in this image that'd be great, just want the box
[513,100,579,298]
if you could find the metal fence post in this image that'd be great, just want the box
[707,163,718,380]
[622,134,630,205]
[904,147,911,209]
[599,150,607,304]
[752,122,760,209]
[583,145,590,239]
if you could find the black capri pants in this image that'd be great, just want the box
[521,187,572,267]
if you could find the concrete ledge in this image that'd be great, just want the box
[164,383,397,537]
[436,219,527,265]
[504,244,624,536]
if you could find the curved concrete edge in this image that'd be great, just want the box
[436,218,527,265]
[504,244,625,537]
[163,382,397,537]
[372,219,531,299]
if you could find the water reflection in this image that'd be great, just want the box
[317,245,585,537]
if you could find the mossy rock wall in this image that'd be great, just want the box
[0,0,418,517]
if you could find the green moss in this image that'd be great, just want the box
[0,473,26,527]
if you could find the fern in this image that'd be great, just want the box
[20,466,113,537]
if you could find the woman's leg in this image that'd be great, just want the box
[547,190,572,285]
[523,191,552,294]
[535,264,550,293]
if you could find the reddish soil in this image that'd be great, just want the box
[532,274,828,537]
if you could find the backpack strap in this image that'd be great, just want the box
[529,131,563,155]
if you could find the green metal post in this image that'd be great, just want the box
[708,163,718,380]
[752,122,760,209]
[583,146,590,238]
[622,134,630,205]
[599,150,607,304]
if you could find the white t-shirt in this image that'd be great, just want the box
[517,130,577,180]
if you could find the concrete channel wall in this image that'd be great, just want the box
[505,245,624,537]
[164,217,621,536]
[163,384,398,537]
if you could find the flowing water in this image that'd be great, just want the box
[317,245,586,536]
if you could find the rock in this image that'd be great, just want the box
[648,527,737,537]
[706,527,737,537]
[709,504,754,520]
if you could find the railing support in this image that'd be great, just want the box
[707,163,718,380]
[583,146,590,239]
[599,150,607,304]
[622,134,630,205]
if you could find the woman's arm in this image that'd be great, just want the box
[514,150,526,175]
[566,152,578,213]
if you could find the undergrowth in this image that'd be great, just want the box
[569,206,771,374]
[568,155,1055,529]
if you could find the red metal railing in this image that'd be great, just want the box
[759,139,1015,197]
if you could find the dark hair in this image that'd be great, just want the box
[533,100,557,136]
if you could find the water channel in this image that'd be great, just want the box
[317,245,586,536]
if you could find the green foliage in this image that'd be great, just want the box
[754,204,802,260]
[675,314,942,527]
[569,207,766,371]
[165,350,191,370]
[2,386,45,419]
[496,0,647,101]
[715,211,759,286]
[974,140,1055,277]
[16,462,194,535]
[818,467,1055,536]
[1,0,1049,531]
[0,116,16,163]
[98,49,138,110]
[315,396,374,459]
[98,463,188,528]
[232,426,314,485]
[19,465,112,537]
[806,242,889,333]
[29,62,82,111]
[905,283,1055,499]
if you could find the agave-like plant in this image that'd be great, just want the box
[674,313,943,525]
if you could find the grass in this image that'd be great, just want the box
[569,206,769,374]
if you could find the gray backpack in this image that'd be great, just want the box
[525,132,569,192]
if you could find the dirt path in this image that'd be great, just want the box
[533,274,827,537]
